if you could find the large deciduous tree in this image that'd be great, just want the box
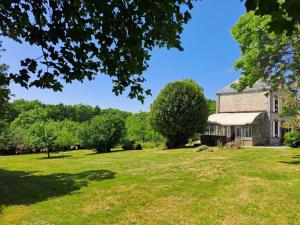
[232,12,300,132]
[243,0,300,34]
[149,80,208,148]
[0,0,193,102]
[232,12,300,94]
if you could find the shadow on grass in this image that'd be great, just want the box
[279,155,300,165]
[38,155,73,160]
[85,149,128,155]
[0,169,115,212]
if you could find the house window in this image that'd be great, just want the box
[273,96,279,113]
[241,126,252,138]
[273,120,280,138]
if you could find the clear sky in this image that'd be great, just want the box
[2,0,246,112]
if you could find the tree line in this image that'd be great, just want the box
[0,99,165,156]
[0,80,215,156]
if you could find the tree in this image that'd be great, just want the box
[0,41,10,116]
[126,112,164,143]
[11,107,50,129]
[0,120,14,154]
[0,1,193,102]
[82,113,126,153]
[149,80,208,148]
[55,120,81,149]
[243,0,300,34]
[23,121,59,158]
[207,99,216,115]
[281,92,300,131]
[10,99,43,120]
[232,12,300,95]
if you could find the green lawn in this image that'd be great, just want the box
[1,148,300,225]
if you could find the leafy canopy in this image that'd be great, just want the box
[126,112,164,143]
[244,0,300,34]
[0,0,193,102]
[232,12,300,94]
[82,112,126,153]
[150,80,208,148]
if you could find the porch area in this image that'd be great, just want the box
[202,112,268,146]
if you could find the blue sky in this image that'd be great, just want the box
[2,1,245,112]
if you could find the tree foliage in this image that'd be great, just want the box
[0,41,10,116]
[207,99,216,115]
[126,112,164,143]
[0,0,193,102]
[150,80,208,148]
[232,12,300,94]
[244,0,300,34]
[81,113,126,153]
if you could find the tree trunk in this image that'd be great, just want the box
[47,149,50,158]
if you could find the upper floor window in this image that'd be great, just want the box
[273,96,279,113]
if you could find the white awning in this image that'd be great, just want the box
[208,112,263,126]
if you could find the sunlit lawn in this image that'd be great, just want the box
[1,147,300,225]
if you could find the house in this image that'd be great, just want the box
[202,80,283,146]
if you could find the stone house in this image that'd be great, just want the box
[203,80,283,146]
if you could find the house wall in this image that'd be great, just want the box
[217,90,283,145]
[217,91,269,113]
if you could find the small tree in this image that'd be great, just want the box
[150,80,208,148]
[55,120,81,150]
[84,113,126,153]
[23,121,59,158]
[126,112,164,143]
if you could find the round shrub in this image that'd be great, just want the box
[284,131,300,148]
[122,140,135,150]
[134,143,142,150]
[150,80,208,148]
[84,113,126,153]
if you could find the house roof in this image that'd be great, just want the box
[208,112,264,126]
[218,79,269,94]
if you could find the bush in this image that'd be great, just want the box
[194,145,208,152]
[134,143,142,150]
[284,131,300,148]
[122,140,143,150]
[83,113,126,153]
[150,80,208,149]
[122,140,136,150]
[224,141,242,150]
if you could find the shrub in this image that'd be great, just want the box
[224,141,242,150]
[83,113,126,153]
[284,131,300,148]
[122,140,143,150]
[122,140,136,150]
[150,80,208,149]
[134,143,142,150]
[194,145,208,152]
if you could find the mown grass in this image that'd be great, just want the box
[0,147,300,225]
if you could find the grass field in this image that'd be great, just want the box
[0,148,300,225]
